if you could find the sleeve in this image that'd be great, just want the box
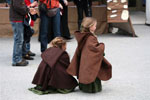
[12,0,29,16]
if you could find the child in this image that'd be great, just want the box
[29,37,78,94]
[67,17,112,93]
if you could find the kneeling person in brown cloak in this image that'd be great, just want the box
[67,17,112,93]
[29,37,78,94]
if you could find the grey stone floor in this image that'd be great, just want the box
[0,25,150,100]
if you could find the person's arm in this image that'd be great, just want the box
[63,0,68,6]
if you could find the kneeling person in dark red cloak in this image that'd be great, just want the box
[29,37,78,94]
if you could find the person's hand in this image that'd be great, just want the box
[59,3,63,9]
[60,11,62,16]
[64,0,68,6]
[30,1,38,7]
[29,8,37,15]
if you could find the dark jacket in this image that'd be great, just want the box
[67,31,112,84]
[32,47,78,90]
[9,0,29,21]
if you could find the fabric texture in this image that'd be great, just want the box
[60,1,71,38]
[39,8,61,52]
[79,78,102,93]
[9,0,29,21]
[39,0,59,9]
[11,22,24,64]
[32,47,78,90]
[67,31,112,84]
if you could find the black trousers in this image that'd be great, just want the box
[60,1,71,38]
[23,25,34,55]
[76,1,92,30]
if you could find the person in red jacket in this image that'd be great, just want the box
[39,0,64,52]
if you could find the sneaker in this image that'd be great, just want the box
[28,51,36,56]
[12,59,29,66]
[23,54,34,60]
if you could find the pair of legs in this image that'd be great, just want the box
[60,1,71,39]
[11,22,28,66]
[39,9,61,52]
[23,25,35,60]
[76,1,92,30]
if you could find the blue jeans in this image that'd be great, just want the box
[26,42,30,52]
[22,42,30,56]
[39,8,61,52]
[11,22,24,64]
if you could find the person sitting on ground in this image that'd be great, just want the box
[67,17,112,93]
[29,37,78,94]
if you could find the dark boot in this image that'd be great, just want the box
[28,51,36,56]
[23,54,34,60]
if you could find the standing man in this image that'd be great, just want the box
[146,0,150,26]
[73,0,92,30]
[10,0,36,66]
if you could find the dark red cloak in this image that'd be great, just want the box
[32,47,78,90]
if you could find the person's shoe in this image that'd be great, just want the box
[28,51,36,56]
[23,54,34,60]
[12,59,29,66]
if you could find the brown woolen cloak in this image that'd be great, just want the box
[32,47,78,90]
[67,31,112,84]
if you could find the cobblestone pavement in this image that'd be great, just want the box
[0,25,150,100]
